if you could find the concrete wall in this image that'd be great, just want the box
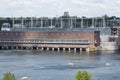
[100,42,119,50]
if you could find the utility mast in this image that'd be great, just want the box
[31,17,33,28]
[60,17,63,28]
[12,17,14,28]
[81,18,83,28]
[41,17,43,27]
[21,17,24,29]
[70,17,73,29]
[103,16,106,28]
[92,18,94,28]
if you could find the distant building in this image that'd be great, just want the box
[1,23,11,31]
[63,12,69,17]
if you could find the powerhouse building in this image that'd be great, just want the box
[0,30,100,52]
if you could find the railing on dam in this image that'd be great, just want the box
[0,39,89,44]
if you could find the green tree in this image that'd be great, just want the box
[75,70,92,80]
[2,72,16,80]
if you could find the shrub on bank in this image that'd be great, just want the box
[2,72,16,80]
[75,70,92,80]
[2,71,91,80]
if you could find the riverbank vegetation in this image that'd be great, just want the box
[2,70,92,80]
[2,72,16,80]
[75,70,92,80]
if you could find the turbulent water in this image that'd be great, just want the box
[0,50,120,80]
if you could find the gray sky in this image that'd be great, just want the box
[0,0,120,17]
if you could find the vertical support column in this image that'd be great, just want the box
[63,48,65,52]
[51,18,53,27]
[74,48,76,53]
[25,47,27,50]
[86,48,90,54]
[92,18,94,28]
[61,17,63,29]
[16,46,18,50]
[81,18,83,28]
[47,47,49,51]
[21,46,23,50]
[52,48,55,51]
[6,46,8,50]
[2,46,4,50]
[102,16,106,28]
[94,18,96,27]
[31,47,33,50]
[74,18,76,28]
[25,47,28,50]
[12,17,14,28]
[31,17,33,28]
[41,47,44,51]
[11,46,13,50]
[36,47,38,50]
[70,18,73,29]
[69,17,71,28]
[21,17,24,29]
[41,17,43,27]
[58,48,60,52]
[80,48,82,52]
[69,48,71,53]
[25,46,27,50]
[35,18,38,27]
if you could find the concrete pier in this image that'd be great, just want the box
[47,47,49,51]
[86,48,90,52]
[58,48,60,52]
[80,48,82,52]
[0,45,96,53]
[74,48,76,53]
[52,48,55,51]
[63,48,66,52]
[69,48,71,53]
[41,47,44,51]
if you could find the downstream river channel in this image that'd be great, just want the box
[0,50,120,80]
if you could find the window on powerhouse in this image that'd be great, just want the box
[0,39,89,43]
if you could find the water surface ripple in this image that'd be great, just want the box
[0,50,120,80]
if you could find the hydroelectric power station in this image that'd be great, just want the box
[0,12,120,52]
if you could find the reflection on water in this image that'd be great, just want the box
[0,50,120,80]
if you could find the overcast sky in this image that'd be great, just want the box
[0,0,120,17]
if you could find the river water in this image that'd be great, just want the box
[0,50,120,80]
